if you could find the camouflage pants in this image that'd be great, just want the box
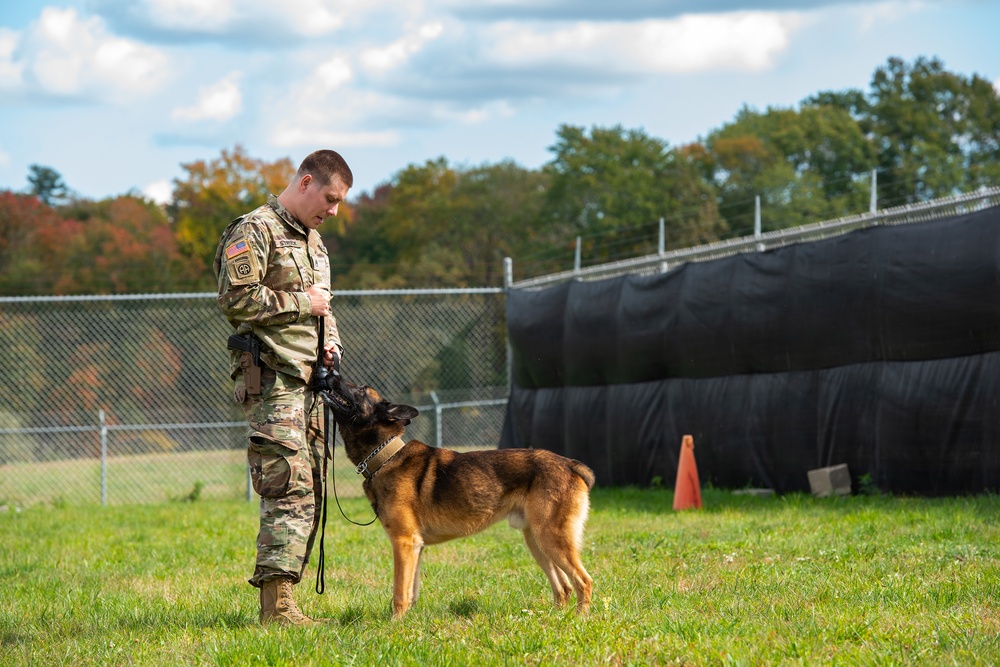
[236,368,328,588]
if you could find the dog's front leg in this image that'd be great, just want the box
[390,532,423,618]
[411,543,425,606]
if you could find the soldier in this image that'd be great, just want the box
[213,149,352,625]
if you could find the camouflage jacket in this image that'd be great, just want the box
[213,194,342,384]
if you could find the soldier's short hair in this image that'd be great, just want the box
[298,150,354,189]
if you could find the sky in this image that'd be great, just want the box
[1,0,998,204]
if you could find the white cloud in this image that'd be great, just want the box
[267,53,404,148]
[281,0,350,36]
[172,72,243,122]
[360,22,445,73]
[141,0,235,32]
[856,0,925,32]
[316,56,353,90]
[485,12,800,74]
[265,10,803,147]
[96,0,361,38]
[271,126,400,148]
[1,7,168,100]
[0,29,23,89]
[142,179,173,205]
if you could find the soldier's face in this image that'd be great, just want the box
[299,174,350,230]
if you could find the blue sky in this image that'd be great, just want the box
[1,1,998,203]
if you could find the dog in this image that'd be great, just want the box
[322,375,595,618]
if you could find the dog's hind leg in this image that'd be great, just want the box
[523,527,573,607]
[530,490,593,614]
[535,533,593,614]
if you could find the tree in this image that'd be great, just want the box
[806,56,1000,206]
[170,145,295,286]
[0,192,67,295]
[27,164,70,206]
[867,56,1000,204]
[542,124,724,264]
[52,196,202,294]
[331,158,549,288]
[701,104,875,235]
[451,160,550,286]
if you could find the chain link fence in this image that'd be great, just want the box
[0,288,507,507]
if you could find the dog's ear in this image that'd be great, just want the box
[386,403,419,424]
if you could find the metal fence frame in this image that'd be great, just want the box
[509,187,1000,289]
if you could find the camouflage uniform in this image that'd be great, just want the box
[213,194,342,587]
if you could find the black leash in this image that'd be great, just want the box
[313,315,332,595]
[313,316,377,596]
[324,396,379,528]
[314,400,331,594]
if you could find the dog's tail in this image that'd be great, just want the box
[570,460,596,490]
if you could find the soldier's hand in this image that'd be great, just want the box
[307,285,331,317]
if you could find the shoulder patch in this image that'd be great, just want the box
[225,235,262,286]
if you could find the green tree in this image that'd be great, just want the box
[27,164,69,206]
[702,104,875,235]
[332,158,548,288]
[542,124,724,263]
[867,56,1000,204]
[806,56,1000,206]
[451,160,550,287]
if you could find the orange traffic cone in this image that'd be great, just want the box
[673,434,702,510]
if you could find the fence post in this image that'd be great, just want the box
[870,169,878,213]
[755,196,765,252]
[430,391,442,448]
[754,196,762,238]
[503,257,513,394]
[99,409,107,506]
[659,218,669,273]
[574,236,582,273]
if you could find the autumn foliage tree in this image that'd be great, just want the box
[0,192,66,295]
[170,145,294,287]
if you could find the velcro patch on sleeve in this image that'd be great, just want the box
[226,236,262,286]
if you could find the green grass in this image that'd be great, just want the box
[1,488,999,666]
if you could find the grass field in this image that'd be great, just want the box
[1,487,998,666]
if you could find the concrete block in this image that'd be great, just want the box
[808,464,852,497]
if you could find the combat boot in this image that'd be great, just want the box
[259,578,316,626]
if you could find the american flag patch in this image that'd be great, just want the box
[226,240,249,258]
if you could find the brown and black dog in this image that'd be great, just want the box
[323,375,595,618]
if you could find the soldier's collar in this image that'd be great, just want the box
[267,194,309,237]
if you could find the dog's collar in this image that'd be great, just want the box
[355,435,407,480]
